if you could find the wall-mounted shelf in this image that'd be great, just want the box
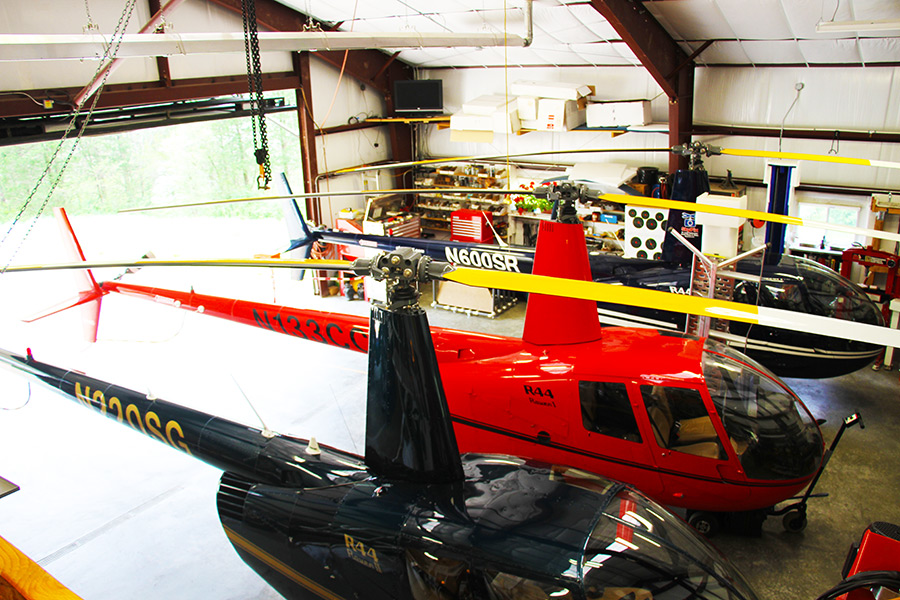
[413,162,513,238]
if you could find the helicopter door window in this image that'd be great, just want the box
[482,569,572,600]
[406,550,571,600]
[405,549,471,599]
[641,385,724,460]
[579,381,642,443]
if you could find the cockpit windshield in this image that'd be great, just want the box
[795,258,883,324]
[702,340,823,480]
[583,486,758,600]
[734,256,883,326]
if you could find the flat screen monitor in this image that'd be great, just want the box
[393,79,443,115]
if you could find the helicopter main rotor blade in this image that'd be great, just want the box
[1,257,353,273]
[600,193,900,245]
[444,266,900,348]
[5,254,899,347]
[330,147,671,175]
[120,183,900,245]
[719,148,900,171]
[117,188,522,213]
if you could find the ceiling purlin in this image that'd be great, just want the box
[207,0,412,94]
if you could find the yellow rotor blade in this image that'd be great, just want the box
[445,267,761,325]
[601,193,900,244]
[445,266,900,347]
[721,147,900,171]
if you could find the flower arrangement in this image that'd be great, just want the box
[512,181,553,214]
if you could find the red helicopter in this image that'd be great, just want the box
[11,203,885,536]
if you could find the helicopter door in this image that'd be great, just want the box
[639,384,737,500]
[406,550,574,599]
[576,380,663,493]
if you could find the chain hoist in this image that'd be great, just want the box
[241,0,271,190]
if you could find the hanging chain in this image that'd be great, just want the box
[0,0,138,272]
[241,0,271,189]
[83,0,99,32]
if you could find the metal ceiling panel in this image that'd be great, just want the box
[716,0,794,40]
[796,39,863,64]
[780,0,846,39]
[535,6,602,44]
[643,0,736,41]
[740,40,808,64]
[562,41,640,65]
[850,0,900,21]
[562,4,621,40]
[859,37,900,62]
[687,40,751,64]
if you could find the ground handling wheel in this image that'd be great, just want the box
[688,511,721,537]
[782,508,808,533]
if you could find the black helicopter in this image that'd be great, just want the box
[282,180,884,379]
[0,248,763,600]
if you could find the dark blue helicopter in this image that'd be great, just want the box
[0,248,763,600]
[284,189,883,379]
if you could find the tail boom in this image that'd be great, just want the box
[0,347,358,487]
[104,281,370,353]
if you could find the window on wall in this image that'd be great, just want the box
[795,202,861,250]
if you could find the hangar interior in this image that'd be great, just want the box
[0,1,899,599]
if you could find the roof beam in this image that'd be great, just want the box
[588,0,687,98]
[589,0,692,171]
[0,72,299,118]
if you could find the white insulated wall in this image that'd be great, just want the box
[693,66,900,192]
[419,66,671,187]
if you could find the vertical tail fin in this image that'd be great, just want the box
[22,208,105,342]
[277,173,315,258]
[522,220,603,346]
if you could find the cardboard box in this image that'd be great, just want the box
[462,94,511,116]
[586,100,651,127]
[537,98,586,131]
[516,96,538,121]
[493,101,521,134]
[450,113,493,131]
[450,113,494,142]
[510,80,593,100]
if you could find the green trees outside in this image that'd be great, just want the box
[0,111,304,222]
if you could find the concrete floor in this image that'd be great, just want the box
[0,216,898,599]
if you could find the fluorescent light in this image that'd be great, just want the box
[0,30,529,61]
[816,19,900,33]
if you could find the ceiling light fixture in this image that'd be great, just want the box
[815,18,900,33]
[0,30,530,61]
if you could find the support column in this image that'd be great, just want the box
[293,51,320,225]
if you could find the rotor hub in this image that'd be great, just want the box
[671,141,722,171]
[351,247,445,309]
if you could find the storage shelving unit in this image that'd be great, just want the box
[413,162,513,240]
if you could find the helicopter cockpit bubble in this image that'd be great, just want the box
[794,257,883,324]
[702,340,823,481]
[733,256,883,326]
[583,486,759,600]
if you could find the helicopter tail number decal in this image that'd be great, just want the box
[72,380,192,456]
[444,247,521,272]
